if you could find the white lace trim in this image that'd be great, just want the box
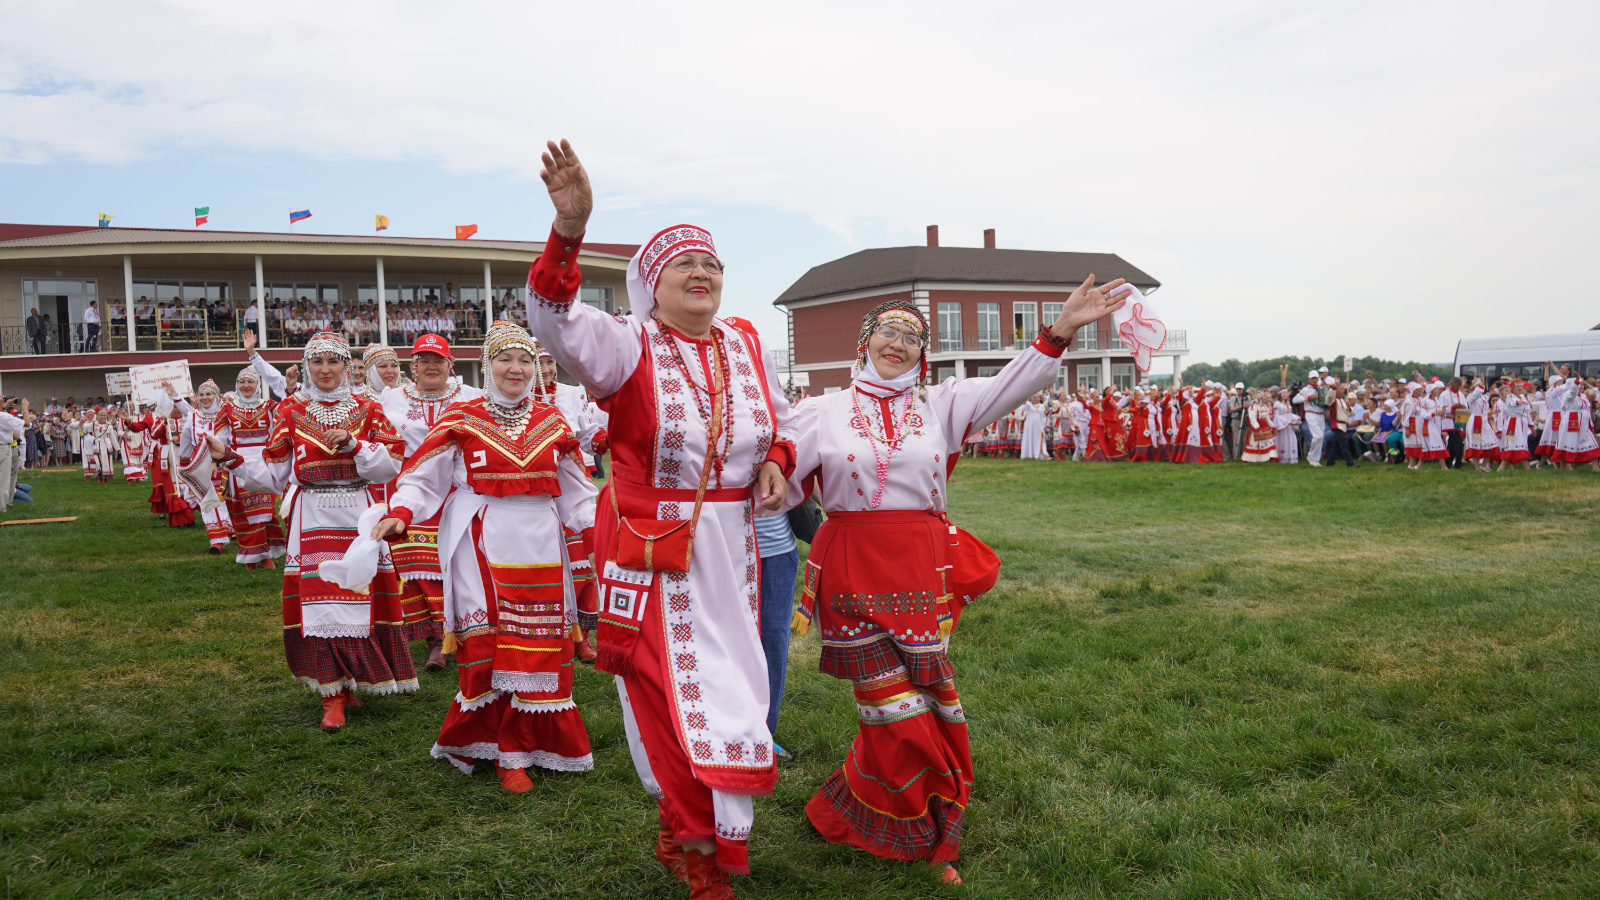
[302,624,372,639]
[500,750,594,772]
[510,696,577,716]
[455,690,503,713]
[492,671,559,694]
[300,676,420,697]
[402,572,444,582]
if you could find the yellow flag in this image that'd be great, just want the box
[375,214,389,232]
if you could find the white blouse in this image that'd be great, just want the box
[785,346,1062,514]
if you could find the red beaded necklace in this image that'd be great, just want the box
[661,324,735,481]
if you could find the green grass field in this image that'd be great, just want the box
[3,460,1599,899]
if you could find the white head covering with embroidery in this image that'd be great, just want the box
[625,224,718,322]
[301,331,353,404]
[481,320,544,408]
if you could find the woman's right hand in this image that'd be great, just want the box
[540,139,593,239]
[372,517,406,540]
[242,328,257,355]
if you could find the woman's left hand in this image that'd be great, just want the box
[323,428,352,449]
[1053,276,1130,339]
[755,460,786,511]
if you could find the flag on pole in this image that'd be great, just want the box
[455,224,478,240]
[97,213,113,228]
[289,206,312,224]
[375,214,389,232]
[194,206,210,227]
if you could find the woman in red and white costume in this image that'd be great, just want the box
[179,380,236,554]
[785,284,1124,885]
[527,141,795,896]
[119,413,148,483]
[1461,379,1500,471]
[125,390,197,526]
[1549,372,1600,470]
[208,331,414,731]
[86,409,118,482]
[215,344,289,569]
[1496,381,1535,470]
[377,333,482,670]
[1419,382,1450,469]
[373,322,596,793]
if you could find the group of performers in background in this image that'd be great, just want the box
[968,363,1600,472]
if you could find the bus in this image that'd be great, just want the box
[1452,331,1600,381]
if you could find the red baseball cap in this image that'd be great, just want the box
[411,333,452,359]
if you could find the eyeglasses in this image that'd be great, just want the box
[668,256,725,276]
[873,325,925,350]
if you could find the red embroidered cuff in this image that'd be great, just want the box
[589,428,609,456]
[1034,326,1071,358]
[389,506,414,529]
[764,439,797,479]
[528,227,586,314]
[220,449,244,470]
[581,527,595,555]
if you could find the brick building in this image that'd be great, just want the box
[774,226,1187,393]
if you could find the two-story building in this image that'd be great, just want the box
[774,226,1187,393]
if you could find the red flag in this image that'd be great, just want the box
[455,224,478,240]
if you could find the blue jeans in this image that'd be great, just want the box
[759,547,800,739]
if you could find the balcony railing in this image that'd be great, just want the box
[931,328,1186,354]
[4,308,511,357]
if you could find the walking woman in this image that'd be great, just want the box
[215,365,288,569]
[526,140,796,897]
[786,283,1127,884]
[374,323,597,792]
[1241,388,1278,462]
[207,331,414,731]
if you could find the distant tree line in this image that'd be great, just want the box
[1160,356,1452,388]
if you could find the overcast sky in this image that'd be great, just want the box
[3,0,1596,368]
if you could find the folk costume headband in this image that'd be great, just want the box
[301,331,353,404]
[234,366,266,408]
[625,224,718,321]
[481,320,544,408]
[362,344,399,394]
[852,299,929,394]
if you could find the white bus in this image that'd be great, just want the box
[1452,331,1600,381]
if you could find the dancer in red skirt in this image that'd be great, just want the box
[787,283,1127,885]
[125,390,197,526]
[214,363,288,569]
[375,322,596,792]
[208,331,413,731]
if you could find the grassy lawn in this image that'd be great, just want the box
[3,460,1599,899]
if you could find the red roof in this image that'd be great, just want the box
[0,223,638,258]
[0,223,100,242]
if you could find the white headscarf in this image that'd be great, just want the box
[624,224,718,322]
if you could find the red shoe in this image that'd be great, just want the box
[425,638,446,672]
[245,562,257,571]
[935,863,962,885]
[498,764,533,793]
[264,558,276,570]
[319,693,346,731]
[208,546,222,554]
[655,814,688,884]
[342,688,363,709]
[682,847,734,899]
[576,632,598,665]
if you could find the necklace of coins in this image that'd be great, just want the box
[489,397,532,434]
[308,396,358,428]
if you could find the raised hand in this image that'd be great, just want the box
[540,139,594,240]
[242,327,257,355]
[1052,275,1130,338]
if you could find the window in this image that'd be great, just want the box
[580,285,615,313]
[1078,363,1101,391]
[938,302,962,352]
[977,366,1002,378]
[1078,321,1098,351]
[1042,301,1063,333]
[977,303,1001,351]
[1012,301,1036,344]
[935,366,956,382]
[1055,367,1072,389]
[1112,363,1135,389]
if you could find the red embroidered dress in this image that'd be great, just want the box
[129,413,197,526]
[379,381,482,641]
[527,227,797,875]
[214,399,288,566]
[787,331,1070,865]
[388,396,597,774]
[227,394,415,697]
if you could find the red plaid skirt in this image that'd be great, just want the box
[398,578,444,642]
[283,624,419,696]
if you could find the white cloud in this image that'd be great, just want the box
[2,0,1598,362]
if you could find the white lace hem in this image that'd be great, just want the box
[299,675,420,697]
[455,690,503,713]
[510,696,577,715]
[430,743,594,773]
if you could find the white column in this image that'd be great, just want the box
[376,257,387,345]
[254,254,267,349]
[1101,354,1112,391]
[1172,354,1186,383]
[123,255,135,351]
[483,260,494,329]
